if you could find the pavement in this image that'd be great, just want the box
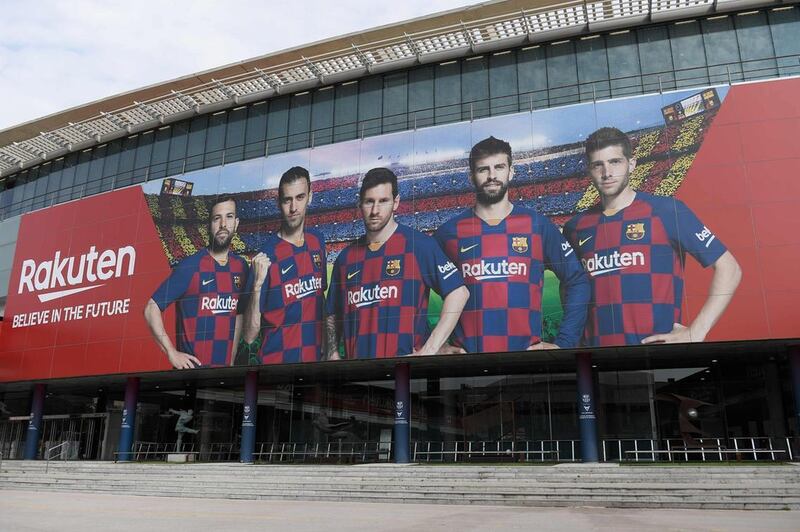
[1,490,797,532]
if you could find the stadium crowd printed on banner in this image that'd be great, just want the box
[3,78,799,381]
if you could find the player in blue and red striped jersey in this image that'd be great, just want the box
[241,166,327,364]
[145,196,249,369]
[325,168,469,360]
[564,127,741,346]
[434,136,590,354]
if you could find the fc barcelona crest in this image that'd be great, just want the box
[233,275,242,290]
[312,252,322,269]
[625,223,645,241]
[512,236,529,253]
[386,258,401,276]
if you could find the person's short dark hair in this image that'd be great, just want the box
[585,127,633,161]
[209,195,237,220]
[469,136,513,173]
[278,166,311,200]
[359,167,398,202]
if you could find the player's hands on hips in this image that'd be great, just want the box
[641,323,698,344]
[167,349,202,369]
[527,342,560,350]
[251,252,271,289]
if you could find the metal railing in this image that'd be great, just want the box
[412,439,579,462]
[44,441,71,473]
[254,441,392,464]
[601,436,799,462]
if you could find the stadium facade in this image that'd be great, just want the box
[0,0,799,465]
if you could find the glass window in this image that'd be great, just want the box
[333,82,358,143]
[116,135,138,188]
[45,158,64,207]
[32,165,48,210]
[132,131,154,184]
[72,149,93,199]
[101,141,121,192]
[462,56,489,120]
[267,96,290,154]
[358,76,383,137]
[408,66,434,128]
[382,72,407,133]
[576,36,610,101]
[607,30,642,97]
[85,144,108,196]
[489,50,518,116]
[167,121,189,176]
[224,106,247,163]
[149,126,171,181]
[735,11,777,79]
[204,111,227,167]
[435,61,461,125]
[58,153,78,203]
[517,45,548,109]
[546,40,579,106]
[768,7,800,76]
[288,92,312,151]
[669,21,709,88]
[702,16,743,84]
[244,101,268,158]
[310,88,334,146]
[637,26,676,92]
[185,115,208,172]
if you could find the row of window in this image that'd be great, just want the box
[1,7,798,219]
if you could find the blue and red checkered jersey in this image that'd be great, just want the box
[563,192,728,347]
[434,205,589,353]
[244,229,327,364]
[151,249,248,366]
[326,223,464,359]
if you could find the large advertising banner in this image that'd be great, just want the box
[1,76,799,382]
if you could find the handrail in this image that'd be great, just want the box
[44,441,70,473]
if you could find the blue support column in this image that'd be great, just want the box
[240,370,258,463]
[790,347,800,433]
[23,384,46,460]
[117,377,140,462]
[576,352,599,463]
[394,362,410,464]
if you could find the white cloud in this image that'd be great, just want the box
[0,0,479,130]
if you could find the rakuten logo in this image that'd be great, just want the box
[18,245,137,303]
[582,251,645,277]
[285,276,322,299]
[347,284,398,308]
[201,295,238,315]
[461,260,527,280]
[437,261,458,279]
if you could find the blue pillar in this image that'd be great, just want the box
[23,384,46,460]
[394,362,410,464]
[117,377,140,462]
[790,347,800,433]
[240,370,258,463]
[576,352,599,463]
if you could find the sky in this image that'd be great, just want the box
[0,0,479,131]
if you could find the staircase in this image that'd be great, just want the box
[2,461,799,510]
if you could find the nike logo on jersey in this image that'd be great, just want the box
[347,270,361,280]
[460,244,479,253]
[579,235,593,247]
[281,264,294,275]
[202,279,214,286]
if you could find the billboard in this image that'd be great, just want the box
[1,77,799,382]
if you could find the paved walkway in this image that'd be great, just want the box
[1,490,797,531]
